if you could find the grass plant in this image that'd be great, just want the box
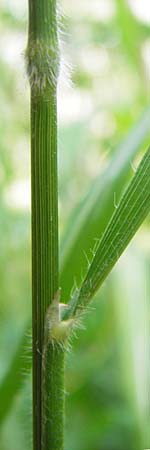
[0,1,149,449]
[26,2,150,449]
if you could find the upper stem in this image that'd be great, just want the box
[26,1,59,449]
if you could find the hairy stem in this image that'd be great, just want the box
[26,1,62,449]
[42,343,65,450]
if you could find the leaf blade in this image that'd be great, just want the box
[70,147,150,315]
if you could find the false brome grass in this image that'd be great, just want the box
[25,1,150,449]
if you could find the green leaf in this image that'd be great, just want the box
[0,322,31,424]
[68,147,150,316]
[60,110,150,300]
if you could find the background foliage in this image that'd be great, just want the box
[0,0,149,449]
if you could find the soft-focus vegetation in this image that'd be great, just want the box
[0,0,149,449]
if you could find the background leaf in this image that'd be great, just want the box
[60,111,150,300]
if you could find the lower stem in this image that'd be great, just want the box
[42,342,65,450]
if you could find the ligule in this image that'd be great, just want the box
[43,290,74,346]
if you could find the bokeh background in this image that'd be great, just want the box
[0,0,149,449]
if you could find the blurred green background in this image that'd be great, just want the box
[0,0,149,449]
